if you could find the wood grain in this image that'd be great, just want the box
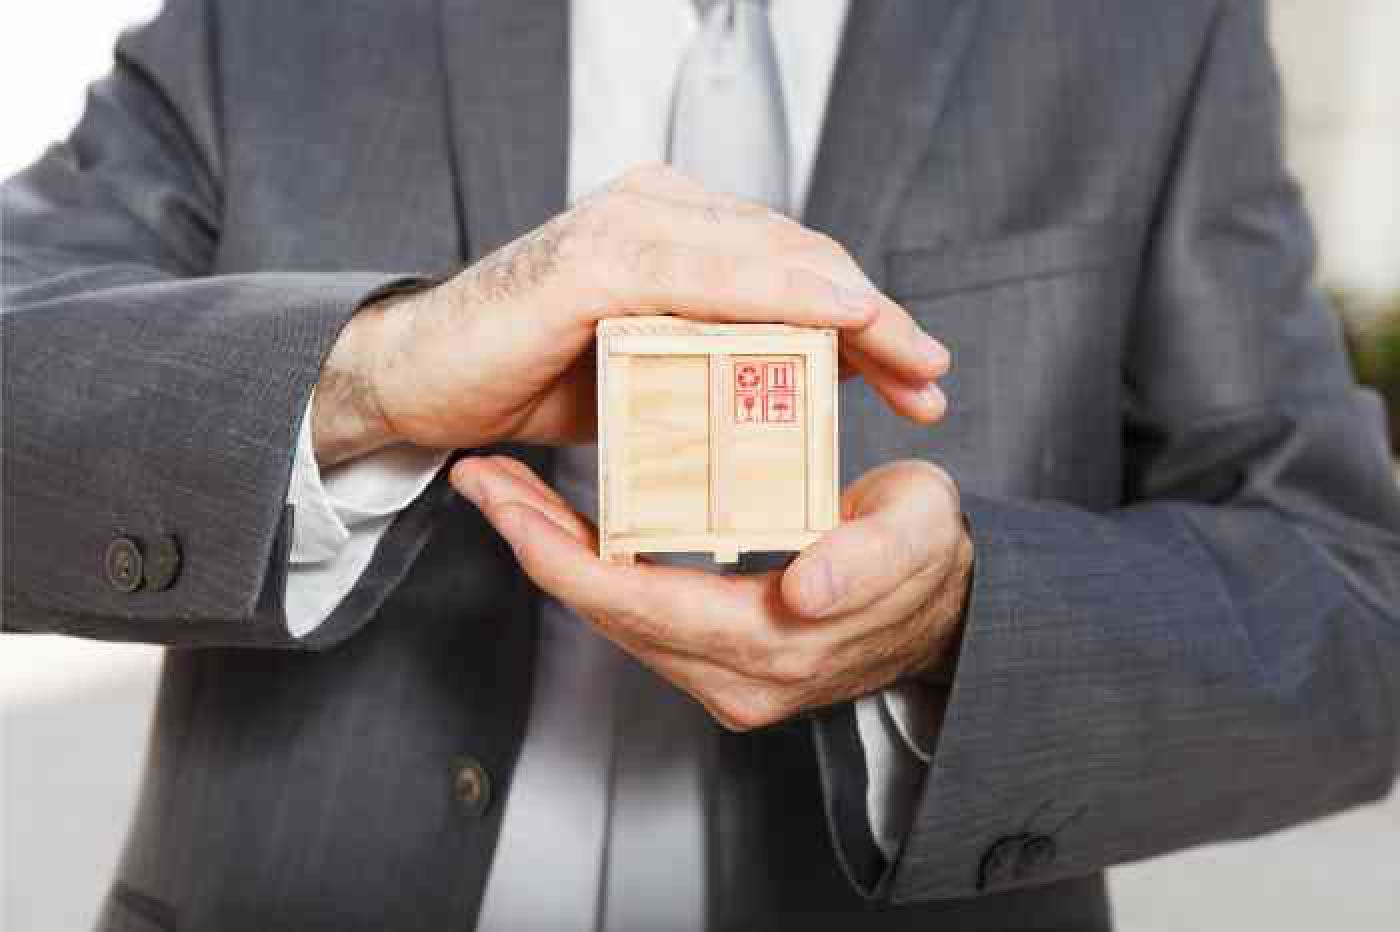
[597,317,838,563]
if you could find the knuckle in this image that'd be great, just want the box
[712,690,783,732]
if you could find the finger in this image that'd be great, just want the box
[485,455,576,513]
[839,298,951,384]
[452,455,596,546]
[782,461,960,619]
[841,342,948,424]
[595,240,879,330]
[453,455,571,522]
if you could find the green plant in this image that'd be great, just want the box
[1337,292,1400,455]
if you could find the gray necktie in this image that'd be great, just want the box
[670,0,791,213]
[541,4,793,930]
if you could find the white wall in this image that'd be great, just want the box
[1273,0,1400,311]
[2,3,1398,932]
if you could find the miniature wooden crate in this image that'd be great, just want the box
[596,316,839,564]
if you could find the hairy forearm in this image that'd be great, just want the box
[312,296,403,467]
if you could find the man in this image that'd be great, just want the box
[4,0,1398,930]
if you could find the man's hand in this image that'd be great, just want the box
[313,163,950,465]
[451,455,973,731]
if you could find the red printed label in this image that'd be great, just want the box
[735,391,762,423]
[734,360,800,425]
[765,361,795,392]
[764,393,796,423]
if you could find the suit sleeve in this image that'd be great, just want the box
[820,0,1400,901]
[1,0,428,648]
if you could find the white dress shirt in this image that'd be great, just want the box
[285,0,934,924]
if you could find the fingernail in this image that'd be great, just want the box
[921,384,947,417]
[833,284,875,321]
[463,463,507,507]
[796,558,838,616]
[922,334,950,370]
[454,465,483,502]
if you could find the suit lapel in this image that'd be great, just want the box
[805,0,982,277]
[439,0,570,261]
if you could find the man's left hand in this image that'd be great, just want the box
[452,456,973,730]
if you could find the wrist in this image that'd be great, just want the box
[312,294,409,467]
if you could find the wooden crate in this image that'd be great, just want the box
[596,316,839,564]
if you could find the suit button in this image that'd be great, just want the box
[145,534,182,591]
[105,537,144,593]
[453,756,492,817]
[978,835,1026,890]
[1020,834,1057,873]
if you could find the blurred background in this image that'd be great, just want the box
[2,2,1397,930]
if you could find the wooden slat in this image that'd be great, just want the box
[609,335,828,357]
[624,355,710,531]
[599,316,832,338]
[605,530,824,556]
[708,353,728,532]
[602,350,630,534]
[808,333,839,531]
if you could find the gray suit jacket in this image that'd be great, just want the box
[5,1,1399,930]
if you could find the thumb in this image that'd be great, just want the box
[781,461,958,619]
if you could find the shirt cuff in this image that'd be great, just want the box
[879,679,940,763]
[855,680,948,861]
[283,389,448,637]
[287,388,449,564]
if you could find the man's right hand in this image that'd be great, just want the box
[312,163,951,466]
